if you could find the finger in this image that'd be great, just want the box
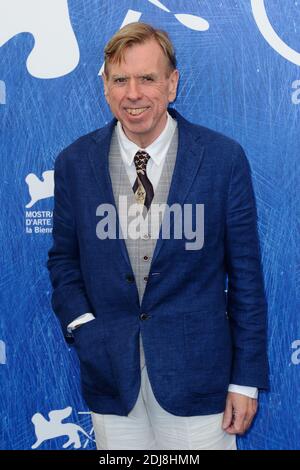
[224,425,237,435]
[232,411,246,434]
[222,400,233,429]
[241,404,257,432]
[243,415,254,432]
[244,403,257,431]
[224,411,244,435]
[252,399,258,414]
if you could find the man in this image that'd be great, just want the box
[47,22,269,450]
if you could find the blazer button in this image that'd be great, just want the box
[126,274,135,283]
[140,313,149,320]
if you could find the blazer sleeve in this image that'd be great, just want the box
[225,146,269,390]
[47,150,93,339]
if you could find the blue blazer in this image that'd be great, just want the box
[47,108,269,416]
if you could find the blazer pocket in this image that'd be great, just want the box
[72,317,118,396]
[183,310,232,395]
[72,316,102,356]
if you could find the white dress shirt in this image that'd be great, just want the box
[67,112,258,400]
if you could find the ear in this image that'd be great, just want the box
[168,69,179,103]
[102,72,110,102]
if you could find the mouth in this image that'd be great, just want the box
[124,107,150,116]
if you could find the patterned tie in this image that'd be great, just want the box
[133,150,154,211]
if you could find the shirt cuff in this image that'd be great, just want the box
[67,313,96,333]
[228,384,258,399]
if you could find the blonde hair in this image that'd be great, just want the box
[104,22,177,76]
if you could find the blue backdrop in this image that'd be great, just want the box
[0,0,299,450]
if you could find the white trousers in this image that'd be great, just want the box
[91,335,237,450]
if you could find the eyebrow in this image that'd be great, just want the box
[110,73,158,79]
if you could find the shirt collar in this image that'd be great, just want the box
[116,111,177,167]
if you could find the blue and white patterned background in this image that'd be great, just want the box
[0,0,299,450]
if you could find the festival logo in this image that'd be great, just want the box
[31,406,95,449]
[25,170,54,208]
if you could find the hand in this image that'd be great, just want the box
[222,392,258,435]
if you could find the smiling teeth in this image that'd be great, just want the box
[126,107,148,115]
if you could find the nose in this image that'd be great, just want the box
[126,79,142,101]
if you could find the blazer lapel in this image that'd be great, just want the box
[88,118,133,270]
[150,109,205,266]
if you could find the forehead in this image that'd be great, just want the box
[108,39,169,75]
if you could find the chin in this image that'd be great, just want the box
[124,122,152,134]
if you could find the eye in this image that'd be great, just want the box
[141,76,154,82]
[114,77,127,84]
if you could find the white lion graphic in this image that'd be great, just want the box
[25,170,54,208]
[31,406,95,449]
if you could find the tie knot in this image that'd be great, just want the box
[134,150,151,175]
